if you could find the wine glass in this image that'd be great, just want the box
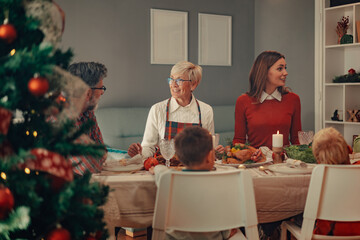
[298,131,314,145]
[159,139,175,167]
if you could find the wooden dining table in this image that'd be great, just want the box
[92,163,312,239]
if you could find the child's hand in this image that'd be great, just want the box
[148,166,155,175]
[228,228,239,239]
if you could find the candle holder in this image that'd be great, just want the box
[272,146,284,164]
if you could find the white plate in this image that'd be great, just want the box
[218,161,268,168]
[102,162,143,172]
[268,163,316,174]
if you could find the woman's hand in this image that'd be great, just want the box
[215,145,224,154]
[128,143,142,157]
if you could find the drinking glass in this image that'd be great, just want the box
[159,139,175,167]
[298,131,314,145]
[212,133,220,149]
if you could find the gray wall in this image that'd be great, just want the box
[58,0,254,108]
[254,0,315,131]
[58,0,315,131]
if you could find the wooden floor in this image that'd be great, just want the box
[116,228,147,240]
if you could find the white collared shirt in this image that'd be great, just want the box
[141,95,214,158]
[259,89,282,103]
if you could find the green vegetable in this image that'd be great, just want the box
[243,160,255,164]
[284,144,317,163]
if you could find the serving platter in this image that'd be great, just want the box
[216,160,268,168]
[102,162,143,172]
[268,163,316,174]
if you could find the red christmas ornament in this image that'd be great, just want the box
[21,148,74,190]
[0,186,15,220]
[0,107,12,135]
[348,68,356,75]
[0,23,17,44]
[28,76,49,96]
[95,231,103,239]
[46,227,71,240]
[0,140,14,158]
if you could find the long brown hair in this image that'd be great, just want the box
[247,51,290,102]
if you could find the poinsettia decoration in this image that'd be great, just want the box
[333,68,360,83]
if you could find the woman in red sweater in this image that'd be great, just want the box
[233,51,302,149]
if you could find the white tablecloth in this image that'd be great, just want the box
[92,164,311,232]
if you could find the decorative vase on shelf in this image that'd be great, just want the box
[340,34,353,44]
[336,16,349,44]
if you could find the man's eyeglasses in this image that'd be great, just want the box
[91,86,106,91]
[167,78,191,86]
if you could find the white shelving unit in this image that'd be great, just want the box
[315,0,360,145]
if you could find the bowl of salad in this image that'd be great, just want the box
[284,144,317,163]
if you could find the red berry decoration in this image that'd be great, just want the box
[46,227,71,240]
[280,151,285,161]
[144,157,159,170]
[0,186,15,220]
[28,76,50,96]
[348,68,356,75]
[0,23,17,44]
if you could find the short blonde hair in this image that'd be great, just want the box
[312,127,350,165]
[171,61,202,89]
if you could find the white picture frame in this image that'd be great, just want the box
[150,9,188,65]
[198,13,232,66]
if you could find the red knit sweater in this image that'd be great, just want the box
[233,93,302,148]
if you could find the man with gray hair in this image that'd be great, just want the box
[68,62,107,175]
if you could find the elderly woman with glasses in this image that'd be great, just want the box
[128,61,221,158]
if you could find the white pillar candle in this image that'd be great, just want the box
[272,130,283,148]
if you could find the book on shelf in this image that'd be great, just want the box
[122,227,147,237]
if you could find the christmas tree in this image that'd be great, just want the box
[0,0,109,239]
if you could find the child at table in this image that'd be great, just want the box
[311,127,360,236]
[312,127,350,165]
[150,126,238,240]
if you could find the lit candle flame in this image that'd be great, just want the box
[277,130,279,134]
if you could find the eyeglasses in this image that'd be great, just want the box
[167,78,191,86]
[91,86,106,91]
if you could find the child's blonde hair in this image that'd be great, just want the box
[312,127,350,165]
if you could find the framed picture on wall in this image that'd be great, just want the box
[198,13,232,66]
[150,9,188,64]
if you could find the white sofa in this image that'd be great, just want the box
[95,105,235,150]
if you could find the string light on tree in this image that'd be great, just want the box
[10,49,15,56]
[0,172,6,180]
[24,168,30,174]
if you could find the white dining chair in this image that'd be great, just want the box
[152,169,259,240]
[280,164,360,240]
